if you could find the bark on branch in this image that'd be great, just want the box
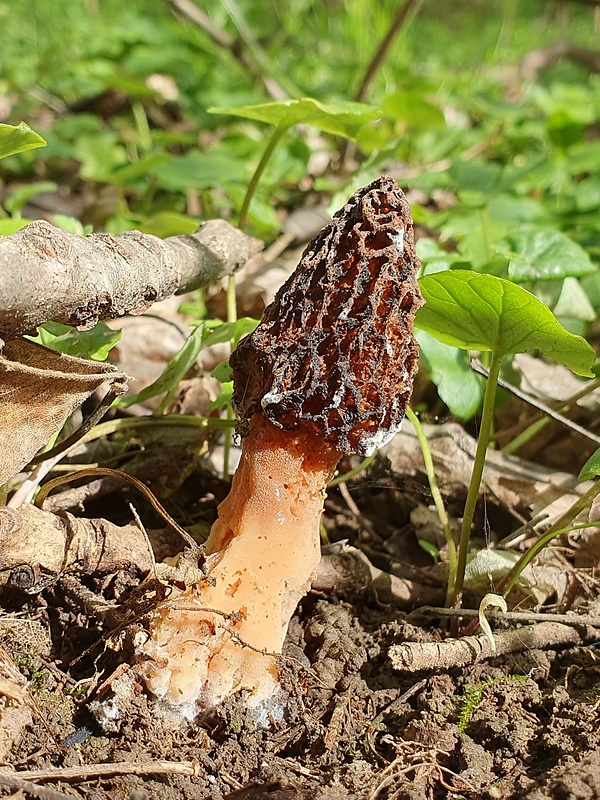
[389,622,596,672]
[0,219,262,338]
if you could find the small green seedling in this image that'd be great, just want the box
[207,97,378,229]
[30,321,121,362]
[416,270,596,607]
[456,675,528,734]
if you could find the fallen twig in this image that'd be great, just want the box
[389,622,596,672]
[0,760,202,783]
[0,219,261,337]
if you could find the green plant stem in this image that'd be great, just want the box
[500,481,600,597]
[502,416,547,455]
[449,350,502,608]
[238,126,286,231]
[328,453,376,488]
[76,414,236,443]
[406,406,457,606]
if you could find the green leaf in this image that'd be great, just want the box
[417,330,483,420]
[418,540,440,564]
[508,230,595,282]
[208,98,378,140]
[416,271,596,377]
[0,219,31,236]
[383,92,445,130]
[147,152,247,192]
[210,380,234,411]
[211,360,233,383]
[0,123,46,161]
[137,212,199,238]
[578,448,600,482]
[201,317,259,350]
[32,321,121,361]
[118,323,205,409]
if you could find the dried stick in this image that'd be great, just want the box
[0,219,261,338]
[389,622,595,672]
[2,760,202,783]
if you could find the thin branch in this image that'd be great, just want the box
[0,219,261,338]
[389,621,595,672]
[409,606,600,627]
[0,760,202,783]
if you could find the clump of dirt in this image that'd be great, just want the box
[2,566,600,800]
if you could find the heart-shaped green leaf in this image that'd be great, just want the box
[508,229,595,282]
[417,271,596,377]
[0,122,46,161]
[208,98,378,140]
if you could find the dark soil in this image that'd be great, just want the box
[2,543,600,800]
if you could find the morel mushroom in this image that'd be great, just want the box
[142,176,424,719]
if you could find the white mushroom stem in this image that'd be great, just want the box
[142,414,340,716]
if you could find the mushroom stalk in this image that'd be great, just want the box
[143,414,339,714]
[141,176,424,719]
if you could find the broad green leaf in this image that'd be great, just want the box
[52,216,91,236]
[208,98,378,140]
[383,92,445,130]
[578,448,600,482]
[210,381,234,411]
[138,212,199,238]
[448,159,502,194]
[32,322,121,362]
[508,230,595,282]
[118,323,205,409]
[416,330,483,420]
[417,271,596,377]
[147,152,246,192]
[0,123,46,161]
[546,277,596,323]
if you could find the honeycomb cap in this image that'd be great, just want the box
[231,176,424,456]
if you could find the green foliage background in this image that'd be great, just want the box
[0,0,598,417]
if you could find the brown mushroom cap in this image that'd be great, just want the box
[231,176,424,456]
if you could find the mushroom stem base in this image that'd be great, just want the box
[141,415,339,717]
